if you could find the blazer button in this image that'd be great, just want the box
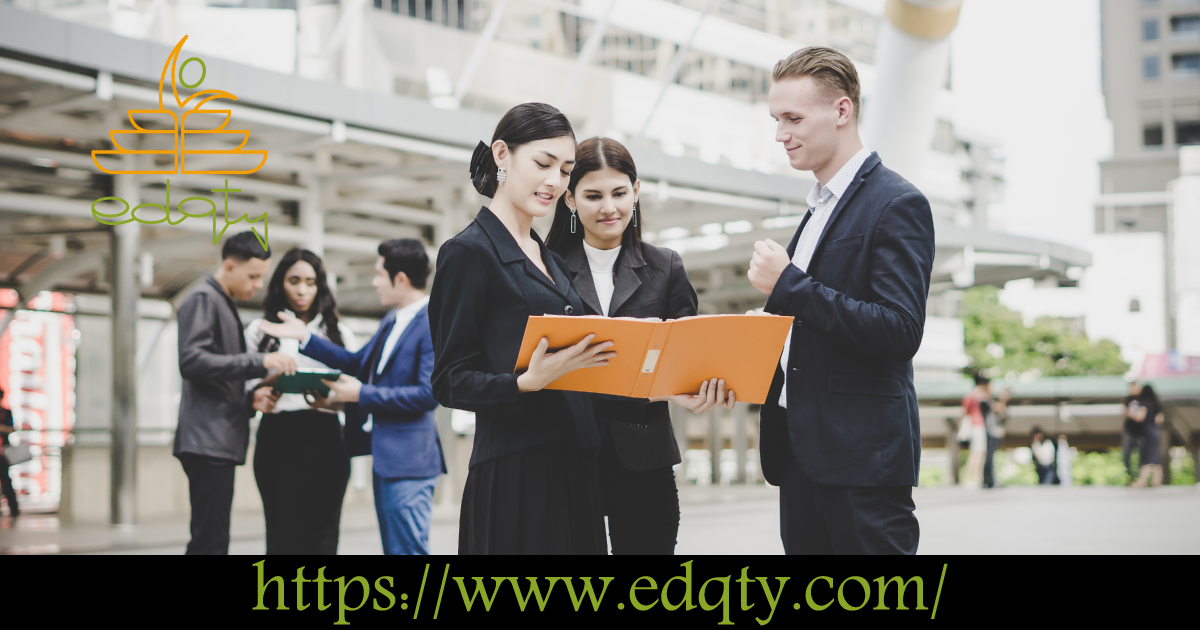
[564,305,574,315]
[796,320,803,327]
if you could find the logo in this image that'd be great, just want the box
[90,35,270,249]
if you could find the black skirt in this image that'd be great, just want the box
[254,409,350,555]
[458,440,606,555]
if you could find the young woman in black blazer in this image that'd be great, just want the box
[546,137,736,555]
[428,104,616,555]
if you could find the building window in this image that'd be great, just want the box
[1130,299,1141,313]
[1145,54,1162,78]
[1172,52,1200,75]
[1177,121,1200,144]
[1172,15,1200,38]
[1145,18,1160,40]
[408,0,416,17]
[1145,124,1165,147]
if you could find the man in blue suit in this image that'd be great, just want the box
[263,238,444,555]
[748,47,934,554]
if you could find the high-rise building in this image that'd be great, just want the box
[1097,0,1200,356]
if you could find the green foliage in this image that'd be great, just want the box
[1072,449,1131,486]
[1169,449,1196,485]
[960,286,1130,378]
[918,465,944,487]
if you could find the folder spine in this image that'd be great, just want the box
[629,322,674,398]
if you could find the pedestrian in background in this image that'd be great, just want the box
[1122,381,1147,479]
[246,248,356,555]
[1056,434,1073,487]
[983,386,1009,489]
[174,232,296,555]
[1130,384,1165,488]
[960,375,990,488]
[1031,427,1057,485]
[0,386,18,518]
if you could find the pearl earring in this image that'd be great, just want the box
[496,166,507,184]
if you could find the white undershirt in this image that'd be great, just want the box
[779,147,872,408]
[583,241,621,316]
[377,295,430,374]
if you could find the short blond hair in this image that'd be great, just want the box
[772,46,861,120]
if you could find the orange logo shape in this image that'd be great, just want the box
[91,35,268,175]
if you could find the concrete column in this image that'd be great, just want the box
[861,0,963,183]
[110,171,140,526]
[709,409,721,484]
[733,403,747,484]
[301,176,325,257]
[945,417,960,485]
[672,402,689,488]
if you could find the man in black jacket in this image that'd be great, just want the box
[748,47,934,554]
[174,232,296,554]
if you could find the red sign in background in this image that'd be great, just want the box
[0,289,77,513]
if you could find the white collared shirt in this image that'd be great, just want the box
[377,295,430,375]
[246,313,357,414]
[779,147,872,408]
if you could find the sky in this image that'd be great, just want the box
[949,0,1111,249]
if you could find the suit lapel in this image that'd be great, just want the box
[378,307,426,376]
[812,153,880,256]
[475,206,567,298]
[608,247,645,316]
[785,211,810,258]
[565,244,603,315]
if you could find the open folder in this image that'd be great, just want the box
[513,314,794,404]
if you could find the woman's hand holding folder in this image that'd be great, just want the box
[516,334,616,393]
[651,377,736,413]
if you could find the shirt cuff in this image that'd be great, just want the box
[299,331,312,349]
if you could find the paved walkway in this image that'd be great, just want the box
[1,484,1197,554]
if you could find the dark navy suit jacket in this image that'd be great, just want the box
[759,152,935,488]
[302,306,446,480]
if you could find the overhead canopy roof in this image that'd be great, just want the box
[0,3,1092,317]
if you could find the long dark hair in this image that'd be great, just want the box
[545,137,644,265]
[258,248,344,352]
[469,102,576,198]
[1140,384,1161,408]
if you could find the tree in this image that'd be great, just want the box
[960,285,1129,378]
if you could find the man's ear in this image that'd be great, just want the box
[836,96,855,127]
[391,271,410,289]
[222,258,238,275]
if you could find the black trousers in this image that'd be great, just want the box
[983,435,1001,488]
[596,427,680,555]
[1,455,18,516]
[254,410,350,555]
[179,453,237,555]
[779,462,919,555]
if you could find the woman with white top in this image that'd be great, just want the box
[245,248,356,554]
[546,137,735,554]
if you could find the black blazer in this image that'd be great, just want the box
[564,240,697,471]
[759,152,935,488]
[174,276,266,464]
[429,207,597,467]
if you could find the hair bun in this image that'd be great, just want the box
[469,141,496,197]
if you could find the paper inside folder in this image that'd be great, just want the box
[641,349,661,373]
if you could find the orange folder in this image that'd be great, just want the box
[513,314,794,404]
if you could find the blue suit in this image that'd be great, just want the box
[302,305,445,554]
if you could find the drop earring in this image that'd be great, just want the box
[570,209,577,233]
[496,166,507,184]
[632,202,638,227]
